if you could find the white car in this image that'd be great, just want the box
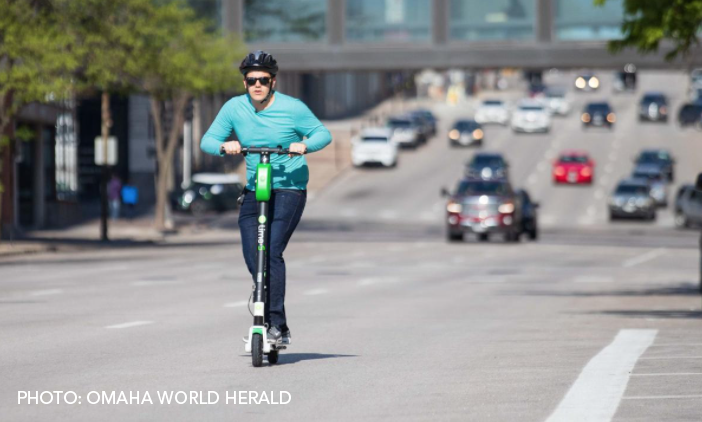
[544,87,571,116]
[351,128,398,168]
[511,101,551,133]
[387,117,420,148]
[475,99,510,126]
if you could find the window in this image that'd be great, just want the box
[346,0,431,42]
[55,106,79,201]
[244,0,326,42]
[450,0,534,41]
[554,0,624,41]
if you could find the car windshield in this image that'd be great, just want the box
[388,119,411,128]
[457,181,510,195]
[642,94,665,103]
[633,172,662,181]
[483,100,503,106]
[616,184,649,195]
[362,137,388,143]
[456,121,478,131]
[559,155,588,164]
[519,106,543,111]
[638,151,669,162]
[471,156,505,167]
[586,103,610,112]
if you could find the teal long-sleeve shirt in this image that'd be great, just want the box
[200,92,332,191]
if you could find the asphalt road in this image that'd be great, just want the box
[1,70,701,422]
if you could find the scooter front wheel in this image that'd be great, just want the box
[268,350,279,364]
[252,334,263,367]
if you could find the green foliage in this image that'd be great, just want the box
[595,0,702,61]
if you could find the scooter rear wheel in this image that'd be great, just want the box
[268,350,279,364]
[252,334,263,367]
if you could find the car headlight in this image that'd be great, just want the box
[636,197,650,207]
[498,203,515,214]
[575,77,586,89]
[183,190,195,204]
[449,129,460,140]
[447,202,462,213]
[589,77,599,89]
[607,113,616,123]
[581,113,591,123]
[472,129,483,139]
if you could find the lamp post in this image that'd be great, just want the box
[697,173,702,294]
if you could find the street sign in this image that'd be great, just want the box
[94,136,117,166]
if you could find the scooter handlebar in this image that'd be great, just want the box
[241,146,305,156]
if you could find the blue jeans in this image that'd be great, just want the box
[238,189,306,331]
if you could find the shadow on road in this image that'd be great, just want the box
[513,282,701,298]
[276,353,357,365]
[591,309,702,320]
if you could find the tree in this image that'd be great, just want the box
[595,0,702,61]
[0,0,77,238]
[136,2,245,231]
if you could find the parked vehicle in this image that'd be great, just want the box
[387,116,421,149]
[553,150,594,185]
[449,119,484,147]
[465,152,509,180]
[475,99,510,126]
[582,102,615,129]
[639,92,669,122]
[351,128,398,168]
[171,173,244,216]
[443,178,523,242]
[674,184,702,228]
[609,179,656,221]
[511,100,551,133]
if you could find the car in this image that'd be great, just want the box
[691,68,702,90]
[609,179,656,221]
[528,82,547,98]
[442,178,523,242]
[511,100,551,133]
[448,119,484,147]
[674,184,702,228]
[387,116,421,149]
[639,92,669,122]
[553,150,594,185]
[516,189,539,240]
[406,112,431,144]
[631,165,669,206]
[475,99,510,126]
[411,109,438,136]
[351,128,398,168]
[465,152,509,180]
[544,86,571,116]
[574,73,600,91]
[634,149,674,182]
[171,173,244,216]
[613,66,637,92]
[582,102,615,129]
[678,103,702,128]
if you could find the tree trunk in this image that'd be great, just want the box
[100,92,112,241]
[153,94,189,232]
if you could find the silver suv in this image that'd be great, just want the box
[674,184,702,228]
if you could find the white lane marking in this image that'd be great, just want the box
[573,276,613,283]
[599,174,610,186]
[431,201,444,213]
[379,210,397,220]
[622,248,667,268]
[537,161,548,171]
[30,289,63,296]
[528,174,538,185]
[419,212,435,221]
[545,329,657,422]
[587,206,596,216]
[309,255,328,264]
[340,209,358,218]
[594,189,604,200]
[106,321,154,329]
[604,164,614,174]
[303,289,328,296]
[223,301,249,308]
[608,151,618,161]
[623,395,702,400]
[347,261,375,268]
[358,277,400,286]
[577,215,595,226]
[631,373,702,376]
[131,280,181,287]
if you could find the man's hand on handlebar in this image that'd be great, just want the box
[288,142,307,157]
[220,140,242,155]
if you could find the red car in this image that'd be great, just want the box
[553,151,594,184]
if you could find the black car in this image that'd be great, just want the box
[516,189,539,240]
[608,179,656,221]
[411,109,438,136]
[634,149,675,182]
[639,92,669,122]
[582,102,615,129]
[449,119,483,147]
[465,152,509,180]
[443,178,523,242]
[405,113,430,144]
[678,103,702,128]
[170,173,244,216]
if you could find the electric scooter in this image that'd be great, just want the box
[241,146,300,367]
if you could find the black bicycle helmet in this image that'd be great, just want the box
[239,50,278,76]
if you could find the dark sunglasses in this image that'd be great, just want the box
[246,76,271,86]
